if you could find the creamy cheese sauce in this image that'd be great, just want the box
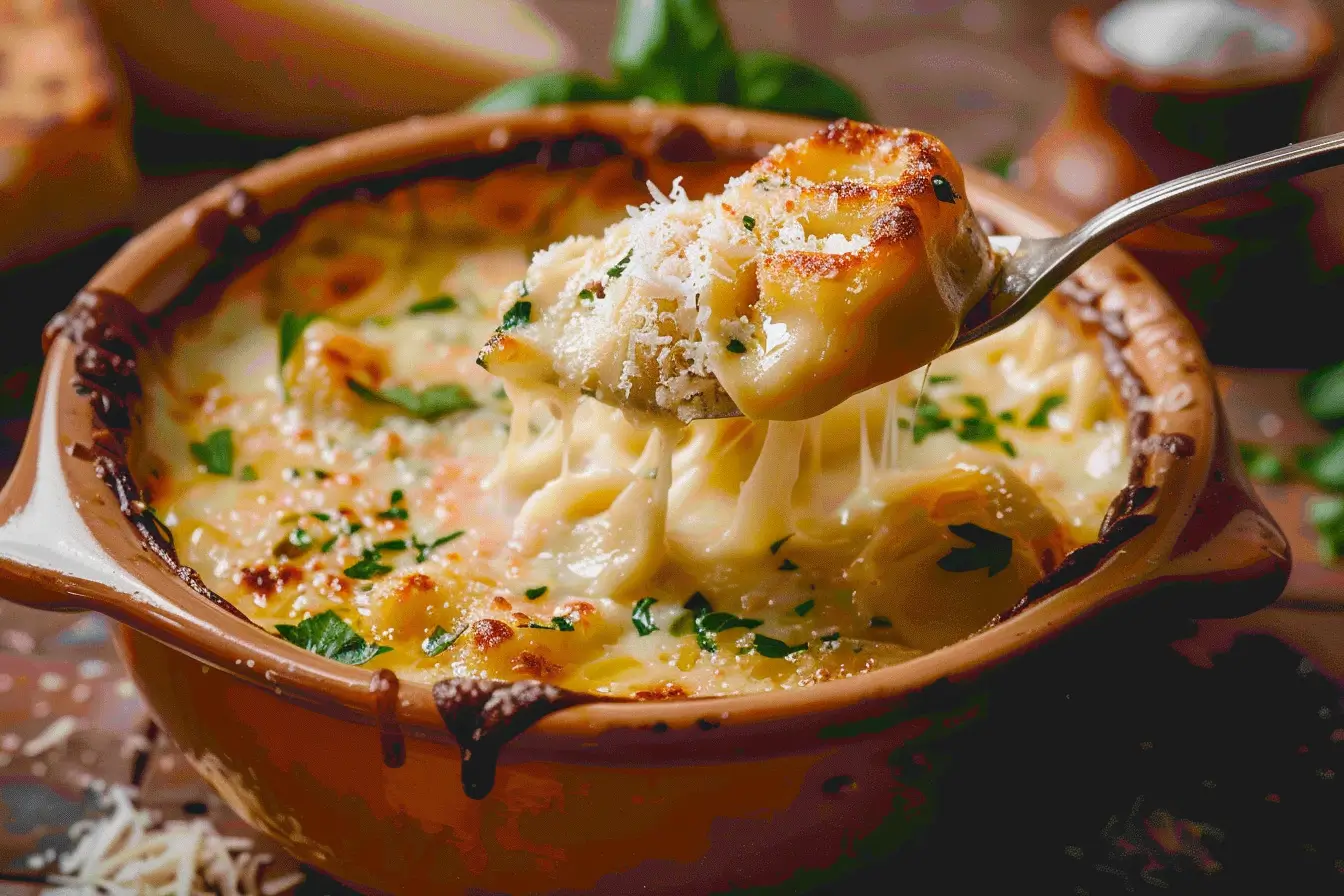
[137,160,1128,698]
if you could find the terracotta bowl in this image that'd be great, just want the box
[0,105,1290,895]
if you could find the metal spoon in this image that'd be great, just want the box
[952,130,1344,351]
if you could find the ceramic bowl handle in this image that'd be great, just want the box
[0,352,141,614]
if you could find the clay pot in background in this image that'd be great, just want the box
[1020,2,1338,369]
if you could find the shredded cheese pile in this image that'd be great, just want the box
[35,782,303,896]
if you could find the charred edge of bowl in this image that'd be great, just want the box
[44,289,253,624]
[986,277,1196,626]
[431,678,619,799]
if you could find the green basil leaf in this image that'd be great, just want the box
[189,429,234,476]
[275,610,391,665]
[469,72,629,113]
[632,597,658,636]
[731,51,868,121]
[610,0,735,103]
[344,556,393,580]
[347,378,479,422]
[937,523,1013,577]
[1302,362,1344,424]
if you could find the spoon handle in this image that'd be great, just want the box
[1059,130,1344,270]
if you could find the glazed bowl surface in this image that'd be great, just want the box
[0,105,1289,895]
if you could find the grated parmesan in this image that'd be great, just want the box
[34,783,304,896]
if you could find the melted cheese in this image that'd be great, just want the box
[478,121,997,422]
[137,154,1127,699]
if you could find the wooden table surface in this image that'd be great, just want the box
[0,1,1342,892]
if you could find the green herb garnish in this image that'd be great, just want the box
[753,634,808,658]
[525,585,548,600]
[189,429,234,476]
[526,617,576,632]
[373,539,407,552]
[409,295,458,314]
[278,311,321,400]
[632,597,658,635]
[769,534,793,554]
[344,550,393,580]
[412,531,464,563]
[1027,394,1068,429]
[501,300,532,330]
[928,374,957,385]
[239,464,259,482]
[726,338,747,354]
[347,378,479,422]
[779,558,799,571]
[274,528,313,559]
[377,489,408,521]
[578,288,595,302]
[275,610,391,665]
[422,625,463,657]
[742,215,755,231]
[912,400,952,443]
[793,599,814,616]
[869,616,892,628]
[606,249,633,280]
[937,523,1013,577]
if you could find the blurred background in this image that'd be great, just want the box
[2,1,1344,893]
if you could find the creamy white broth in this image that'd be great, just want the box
[137,160,1128,698]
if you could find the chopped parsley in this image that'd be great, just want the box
[937,522,1013,577]
[912,400,952,443]
[344,548,393,580]
[793,599,814,616]
[1238,443,1286,484]
[239,464,259,482]
[373,539,407,552]
[377,490,408,521]
[408,295,458,314]
[189,429,234,476]
[421,625,463,657]
[869,616,893,628]
[275,610,390,665]
[769,534,793,555]
[632,597,658,636]
[526,617,576,632]
[347,378,479,421]
[726,338,747,354]
[413,530,464,562]
[525,585,548,600]
[962,395,990,416]
[742,215,756,231]
[928,374,957,385]
[320,536,339,553]
[273,528,313,559]
[501,300,532,330]
[606,249,633,279]
[1027,394,1068,429]
[278,311,321,399]
[578,288,595,302]
[956,416,998,443]
[753,634,808,659]
[779,558,800,571]
[310,512,331,522]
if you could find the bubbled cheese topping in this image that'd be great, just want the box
[138,141,1127,699]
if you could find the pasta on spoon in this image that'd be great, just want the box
[478,120,999,422]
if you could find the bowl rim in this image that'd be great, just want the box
[0,103,1289,753]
